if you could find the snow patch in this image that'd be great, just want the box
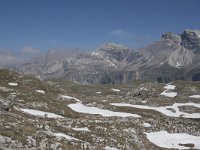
[146,131,200,149]
[72,127,90,132]
[61,95,80,102]
[105,146,119,150]
[8,83,18,86]
[96,92,102,94]
[91,51,103,58]
[68,103,141,118]
[36,90,45,94]
[110,102,200,118]
[160,84,177,97]
[20,108,64,118]
[189,95,200,99]
[160,90,177,98]
[175,62,181,68]
[111,88,120,92]
[53,133,80,141]
[102,100,108,102]
[105,58,117,68]
[160,61,165,65]
[143,123,151,128]
[164,84,176,90]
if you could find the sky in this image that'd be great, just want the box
[0,0,200,65]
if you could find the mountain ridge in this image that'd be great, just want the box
[18,29,200,84]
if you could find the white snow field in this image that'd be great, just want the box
[68,103,141,117]
[189,95,200,98]
[160,90,177,98]
[96,91,102,94]
[110,102,200,118]
[53,133,80,141]
[160,84,177,98]
[8,83,18,86]
[164,84,176,90]
[105,146,119,150]
[36,90,45,94]
[20,108,64,118]
[143,123,151,128]
[111,88,120,92]
[72,127,90,132]
[141,101,147,104]
[61,95,80,102]
[146,131,200,149]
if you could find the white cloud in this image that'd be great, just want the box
[0,47,43,67]
[0,53,15,64]
[0,52,25,66]
[21,47,40,55]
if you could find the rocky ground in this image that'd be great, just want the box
[0,69,200,150]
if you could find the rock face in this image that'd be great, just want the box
[181,29,200,53]
[19,29,200,83]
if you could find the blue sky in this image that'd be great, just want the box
[0,0,200,53]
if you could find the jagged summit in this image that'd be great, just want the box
[181,29,200,53]
[161,32,181,45]
[183,29,200,37]
[99,42,130,51]
[160,29,200,53]
[92,43,131,62]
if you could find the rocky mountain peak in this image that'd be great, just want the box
[100,42,129,51]
[181,29,200,53]
[91,43,131,61]
[161,32,181,42]
[182,29,200,38]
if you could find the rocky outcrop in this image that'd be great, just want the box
[0,99,12,111]
[93,43,130,61]
[161,32,181,49]
[168,47,193,68]
[181,29,200,53]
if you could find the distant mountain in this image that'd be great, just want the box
[18,29,200,84]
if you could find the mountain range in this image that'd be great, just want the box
[18,29,200,84]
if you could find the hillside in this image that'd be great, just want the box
[1,69,200,149]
